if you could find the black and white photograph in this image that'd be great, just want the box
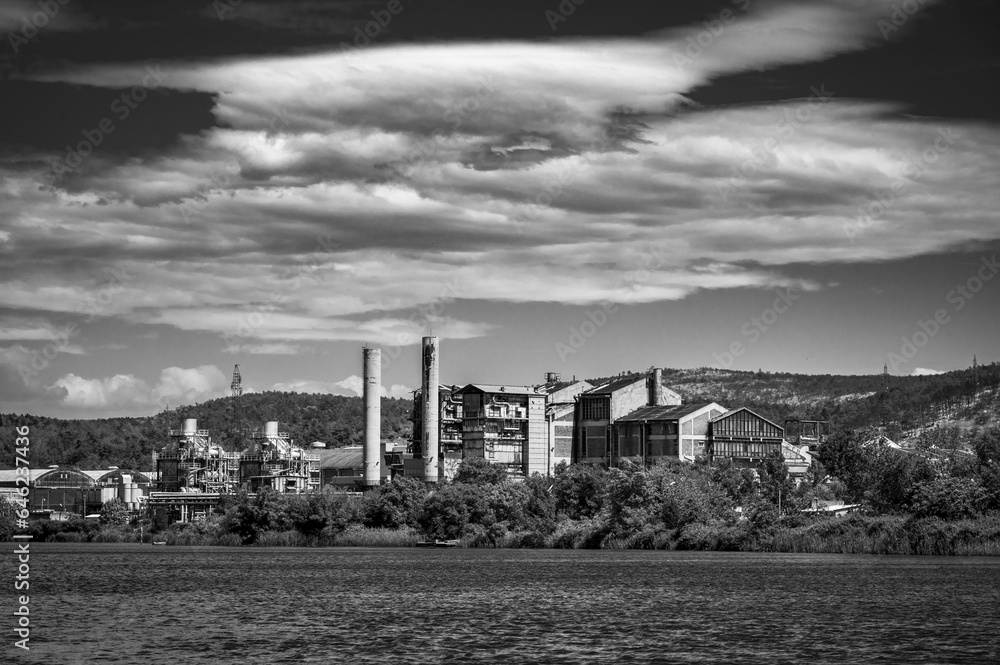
[1,0,999,662]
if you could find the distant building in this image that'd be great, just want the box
[317,444,406,489]
[707,407,786,468]
[536,375,593,474]
[410,384,464,481]
[458,384,547,477]
[612,402,728,464]
[574,370,681,465]
[0,466,150,515]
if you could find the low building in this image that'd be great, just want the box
[707,407,786,468]
[612,402,728,464]
[0,466,150,515]
[574,370,681,465]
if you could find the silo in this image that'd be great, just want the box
[422,336,439,484]
[363,347,382,487]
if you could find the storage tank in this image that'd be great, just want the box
[265,421,279,438]
[183,418,198,435]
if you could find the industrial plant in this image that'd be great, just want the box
[2,334,828,524]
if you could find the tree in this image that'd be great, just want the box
[99,498,130,526]
[418,484,491,540]
[454,457,509,485]
[553,463,607,520]
[0,497,18,541]
[363,477,426,529]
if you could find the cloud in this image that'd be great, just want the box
[912,367,945,376]
[1,0,996,353]
[50,364,229,413]
[273,376,412,398]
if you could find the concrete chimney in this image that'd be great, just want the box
[422,336,439,484]
[363,347,381,488]
[649,367,663,405]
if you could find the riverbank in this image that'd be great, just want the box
[21,514,1000,555]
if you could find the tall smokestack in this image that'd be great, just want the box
[422,336,439,484]
[649,367,663,405]
[363,347,381,488]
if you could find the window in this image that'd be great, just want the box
[581,397,609,421]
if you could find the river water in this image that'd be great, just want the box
[5,544,999,664]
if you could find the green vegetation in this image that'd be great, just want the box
[0,392,414,470]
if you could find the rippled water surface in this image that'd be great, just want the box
[6,544,1000,664]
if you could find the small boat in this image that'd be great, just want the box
[416,539,459,548]
[152,541,167,546]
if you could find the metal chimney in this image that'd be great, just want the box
[363,347,381,488]
[649,367,663,405]
[422,336,439,484]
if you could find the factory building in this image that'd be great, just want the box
[317,443,407,490]
[458,384,547,477]
[0,466,150,517]
[707,408,786,468]
[574,370,681,465]
[410,384,464,481]
[535,373,592,474]
[611,402,728,465]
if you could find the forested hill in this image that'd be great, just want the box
[4,363,999,471]
[2,393,413,472]
[591,364,1000,443]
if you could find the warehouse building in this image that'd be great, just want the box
[611,402,728,464]
[536,373,592,474]
[0,466,150,516]
[574,369,681,465]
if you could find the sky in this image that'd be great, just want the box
[1,0,998,418]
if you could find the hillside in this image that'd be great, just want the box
[4,362,998,472]
[589,364,1000,445]
[1,393,414,472]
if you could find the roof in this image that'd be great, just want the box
[584,375,646,396]
[711,407,785,432]
[0,468,53,484]
[317,447,364,469]
[616,402,722,423]
[457,384,541,396]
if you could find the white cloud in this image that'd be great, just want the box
[912,367,945,376]
[272,376,412,398]
[1,0,995,353]
[50,364,229,413]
